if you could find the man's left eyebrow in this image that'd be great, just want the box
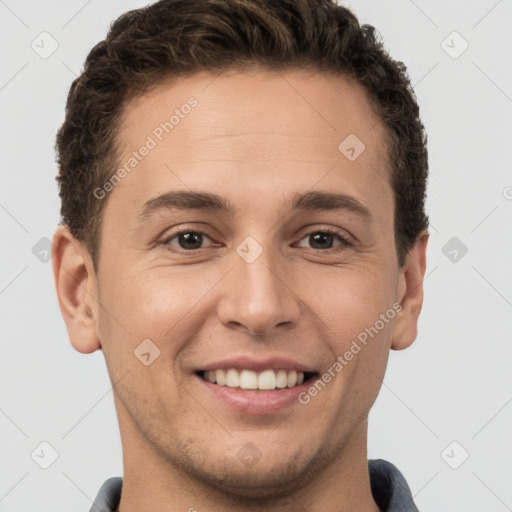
[289,191,373,221]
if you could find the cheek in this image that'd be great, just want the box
[98,269,218,373]
[97,273,194,417]
[102,270,196,331]
[298,263,393,347]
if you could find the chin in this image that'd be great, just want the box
[191,462,310,500]
[169,444,323,501]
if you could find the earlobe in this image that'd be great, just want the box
[52,226,101,354]
[391,231,429,351]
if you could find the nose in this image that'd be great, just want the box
[216,242,302,338]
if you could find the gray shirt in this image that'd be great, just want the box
[90,458,419,511]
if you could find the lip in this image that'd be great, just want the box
[195,373,315,415]
[198,355,316,373]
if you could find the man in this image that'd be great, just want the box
[52,0,429,510]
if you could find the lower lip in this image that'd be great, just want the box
[195,374,313,415]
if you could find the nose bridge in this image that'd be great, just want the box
[217,236,300,336]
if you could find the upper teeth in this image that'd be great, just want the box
[203,368,305,390]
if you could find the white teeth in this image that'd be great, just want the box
[215,369,226,386]
[202,368,307,390]
[239,369,258,389]
[287,370,297,387]
[276,369,288,388]
[258,369,276,390]
[225,368,240,388]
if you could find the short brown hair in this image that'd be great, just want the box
[55,0,429,270]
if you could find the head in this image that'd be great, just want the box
[53,0,429,502]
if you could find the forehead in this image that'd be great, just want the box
[120,67,387,153]
[108,67,392,223]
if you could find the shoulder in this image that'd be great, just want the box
[368,459,419,512]
[89,476,123,512]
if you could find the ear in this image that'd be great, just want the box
[391,230,429,350]
[51,225,101,354]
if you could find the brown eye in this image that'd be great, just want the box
[309,232,335,249]
[163,231,215,250]
[296,229,352,251]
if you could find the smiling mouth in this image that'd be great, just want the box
[196,368,318,391]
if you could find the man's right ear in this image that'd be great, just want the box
[52,225,101,354]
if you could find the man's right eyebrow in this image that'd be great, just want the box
[138,191,235,221]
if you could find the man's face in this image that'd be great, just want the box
[87,68,409,495]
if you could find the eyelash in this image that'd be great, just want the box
[160,227,353,253]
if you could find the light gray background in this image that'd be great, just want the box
[1,0,511,510]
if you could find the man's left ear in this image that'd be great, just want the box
[391,230,429,350]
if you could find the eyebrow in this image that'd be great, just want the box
[138,190,372,221]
